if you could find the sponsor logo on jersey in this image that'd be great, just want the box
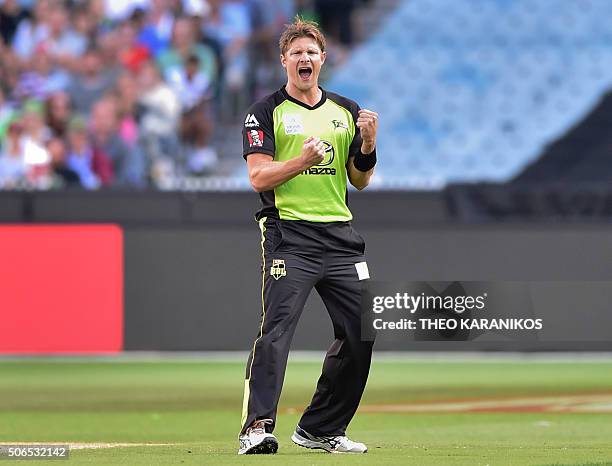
[270,259,286,280]
[302,140,336,175]
[244,114,260,128]
[332,119,348,130]
[303,167,337,175]
[283,114,304,135]
[316,141,335,166]
[247,130,264,147]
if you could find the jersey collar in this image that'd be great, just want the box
[280,85,327,110]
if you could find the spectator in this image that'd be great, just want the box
[114,73,141,147]
[0,0,29,46]
[13,48,70,101]
[47,136,80,189]
[19,100,52,183]
[102,0,148,22]
[167,53,216,173]
[89,96,145,187]
[67,47,117,115]
[0,88,16,142]
[88,0,112,32]
[157,16,217,90]
[167,53,212,111]
[72,2,99,46]
[39,6,87,71]
[138,60,181,139]
[13,2,87,67]
[0,120,27,188]
[203,0,251,93]
[137,0,176,57]
[66,116,99,190]
[45,91,72,139]
[114,18,151,73]
[121,13,153,73]
[203,0,251,121]
[137,60,182,182]
[245,0,279,99]
[20,99,51,148]
[183,0,211,18]
[97,28,125,72]
[12,0,51,62]
[0,48,22,101]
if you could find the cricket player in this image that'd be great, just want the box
[239,17,378,455]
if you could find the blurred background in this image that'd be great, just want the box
[3,0,612,192]
[0,0,379,189]
[1,0,612,353]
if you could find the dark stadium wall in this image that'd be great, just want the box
[123,224,612,352]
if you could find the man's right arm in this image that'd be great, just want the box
[247,137,326,192]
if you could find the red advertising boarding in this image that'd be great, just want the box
[0,225,123,353]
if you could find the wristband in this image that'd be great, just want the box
[353,148,377,172]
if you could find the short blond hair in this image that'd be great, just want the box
[279,17,326,55]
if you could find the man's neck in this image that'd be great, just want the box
[285,83,322,107]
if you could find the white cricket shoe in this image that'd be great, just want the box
[291,426,367,453]
[238,419,278,455]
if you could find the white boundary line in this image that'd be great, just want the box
[0,351,611,363]
[0,442,176,450]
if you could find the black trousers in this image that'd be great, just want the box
[240,217,374,436]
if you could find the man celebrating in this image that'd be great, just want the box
[239,17,378,455]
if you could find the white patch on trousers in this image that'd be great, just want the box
[355,262,370,280]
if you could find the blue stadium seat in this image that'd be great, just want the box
[327,0,612,187]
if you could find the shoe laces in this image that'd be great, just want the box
[247,419,273,435]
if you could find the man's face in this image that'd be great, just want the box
[91,100,117,136]
[68,129,88,153]
[173,19,193,49]
[281,37,325,92]
[48,138,66,164]
[82,51,102,77]
[48,9,67,36]
[49,92,70,119]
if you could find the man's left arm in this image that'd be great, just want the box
[348,109,378,190]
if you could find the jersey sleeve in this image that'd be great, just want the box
[346,99,363,160]
[242,99,275,160]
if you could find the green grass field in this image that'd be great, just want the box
[1,356,612,465]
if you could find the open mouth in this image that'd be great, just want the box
[298,66,313,80]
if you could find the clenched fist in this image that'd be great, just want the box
[300,136,327,168]
[356,109,378,154]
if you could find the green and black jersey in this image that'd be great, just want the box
[242,86,363,222]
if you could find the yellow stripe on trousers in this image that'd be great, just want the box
[241,217,268,428]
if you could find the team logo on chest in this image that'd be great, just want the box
[270,259,287,280]
[282,114,304,135]
[332,119,348,130]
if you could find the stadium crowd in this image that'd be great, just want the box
[0,0,366,190]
